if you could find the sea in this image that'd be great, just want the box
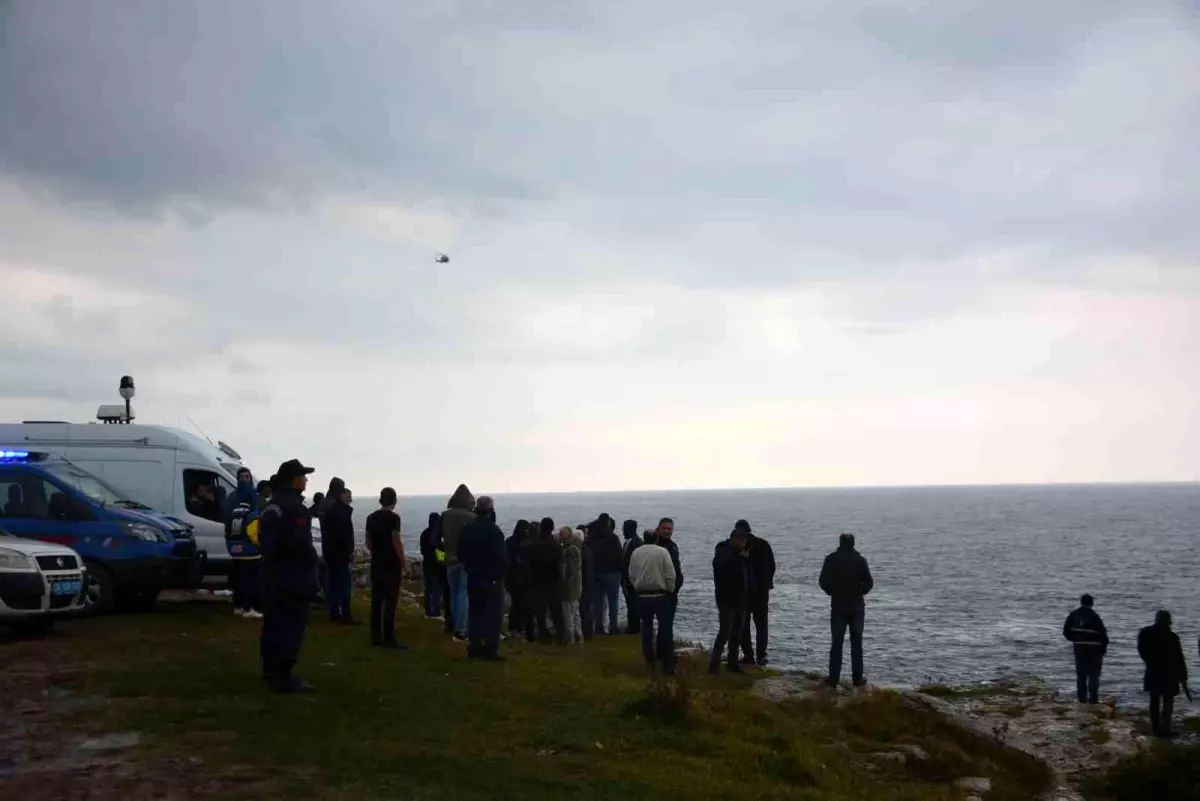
[378,484,1198,705]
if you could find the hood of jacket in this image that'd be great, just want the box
[447,484,475,511]
[318,477,345,515]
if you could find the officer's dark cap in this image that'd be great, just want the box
[276,459,315,480]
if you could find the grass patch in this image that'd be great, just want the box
[1082,743,1200,801]
[10,598,1059,800]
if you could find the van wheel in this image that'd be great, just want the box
[11,619,54,638]
[83,562,115,616]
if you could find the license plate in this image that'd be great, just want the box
[52,579,81,596]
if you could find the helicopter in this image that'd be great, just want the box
[434,253,450,264]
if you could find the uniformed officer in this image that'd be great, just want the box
[258,459,319,693]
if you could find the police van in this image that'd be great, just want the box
[0,413,257,578]
[0,450,199,613]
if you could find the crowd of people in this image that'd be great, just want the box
[226,459,1195,738]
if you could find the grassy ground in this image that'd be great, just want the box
[1,596,1053,800]
[1081,742,1200,801]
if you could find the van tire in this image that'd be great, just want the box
[84,562,116,616]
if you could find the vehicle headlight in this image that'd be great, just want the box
[119,522,168,543]
[0,547,36,571]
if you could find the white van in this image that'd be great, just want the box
[0,414,252,577]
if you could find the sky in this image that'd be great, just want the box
[1,0,1198,496]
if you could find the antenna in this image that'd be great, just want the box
[187,417,215,445]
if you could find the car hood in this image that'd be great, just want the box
[0,534,82,558]
[116,507,194,537]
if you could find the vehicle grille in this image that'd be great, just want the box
[36,554,78,571]
[49,592,81,609]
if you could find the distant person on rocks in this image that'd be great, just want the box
[588,514,624,635]
[366,488,406,649]
[457,496,508,661]
[258,459,319,693]
[629,524,678,676]
[526,518,566,644]
[560,527,585,645]
[1137,610,1191,738]
[505,520,534,641]
[738,520,776,667]
[1062,594,1109,704]
[819,533,874,688]
[319,478,356,624]
[621,520,642,635]
[308,492,325,518]
[418,512,443,619]
[440,484,476,642]
[709,524,750,675]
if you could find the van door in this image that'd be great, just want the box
[178,467,234,576]
[0,468,101,552]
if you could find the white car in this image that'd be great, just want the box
[0,524,88,636]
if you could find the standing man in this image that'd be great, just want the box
[505,520,534,641]
[457,496,507,661]
[819,533,874,688]
[319,478,356,624]
[629,526,678,676]
[418,513,443,620]
[224,467,262,618]
[1062,594,1109,704]
[739,520,776,667]
[1137,610,1191,738]
[652,518,683,614]
[709,524,749,675]
[621,520,642,634]
[258,459,319,693]
[366,487,405,649]
[440,484,476,642]
[526,517,567,644]
[588,516,624,635]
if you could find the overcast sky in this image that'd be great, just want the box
[1,1,1197,496]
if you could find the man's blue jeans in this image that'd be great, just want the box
[326,561,352,620]
[447,562,469,635]
[422,563,443,617]
[638,594,676,672]
[593,572,622,633]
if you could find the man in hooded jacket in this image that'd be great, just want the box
[224,467,262,617]
[418,512,442,619]
[1138,610,1191,738]
[440,484,476,641]
[318,477,356,623]
[621,520,642,634]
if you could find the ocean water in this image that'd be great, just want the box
[381,484,1199,705]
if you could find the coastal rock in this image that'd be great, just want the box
[954,776,991,794]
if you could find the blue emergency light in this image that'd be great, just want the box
[0,450,44,463]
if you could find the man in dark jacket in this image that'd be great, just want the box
[318,477,356,624]
[1137,610,1191,737]
[579,530,596,640]
[418,512,442,619]
[709,525,750,674]
[525,517,567,644]
[650,518,683,610]
[258,459,319,693]
[1062,594,1109,704]
[588,515,624,635]
[458,496,508,660]
[737,520,775,667]
[819,533,874,688]
[505,520,534,641]
[621,520,642,634]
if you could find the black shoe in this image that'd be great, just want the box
[453,633,468,643]
[852,678,868,688]
[757,656,769,667]
[739,656,757,667]
[381,641,409,651]
[727,663,745,674]
[269,676,316,694]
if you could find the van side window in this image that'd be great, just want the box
[0,470,27,517]
[183,469,231,523]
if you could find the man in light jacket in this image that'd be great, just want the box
[1062,594,1109,704]
[629,527,678,676]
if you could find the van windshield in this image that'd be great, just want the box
[43,463,134,509]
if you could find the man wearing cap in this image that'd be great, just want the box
[258,459,320,693]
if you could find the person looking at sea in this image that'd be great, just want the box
[738,520,775,667]
[440,484,476,642]
[526,518,567,644]
[819,533,874,688]
[458,495,508,661]
[418,512,442,619]
[365,487,405,649]
[709,524,749,675]
[620,520,643,635]
[1062,593,1109,704]
[629,527,678,676]
[1137,610,1191,738]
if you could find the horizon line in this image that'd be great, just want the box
[389,479,1200,498]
